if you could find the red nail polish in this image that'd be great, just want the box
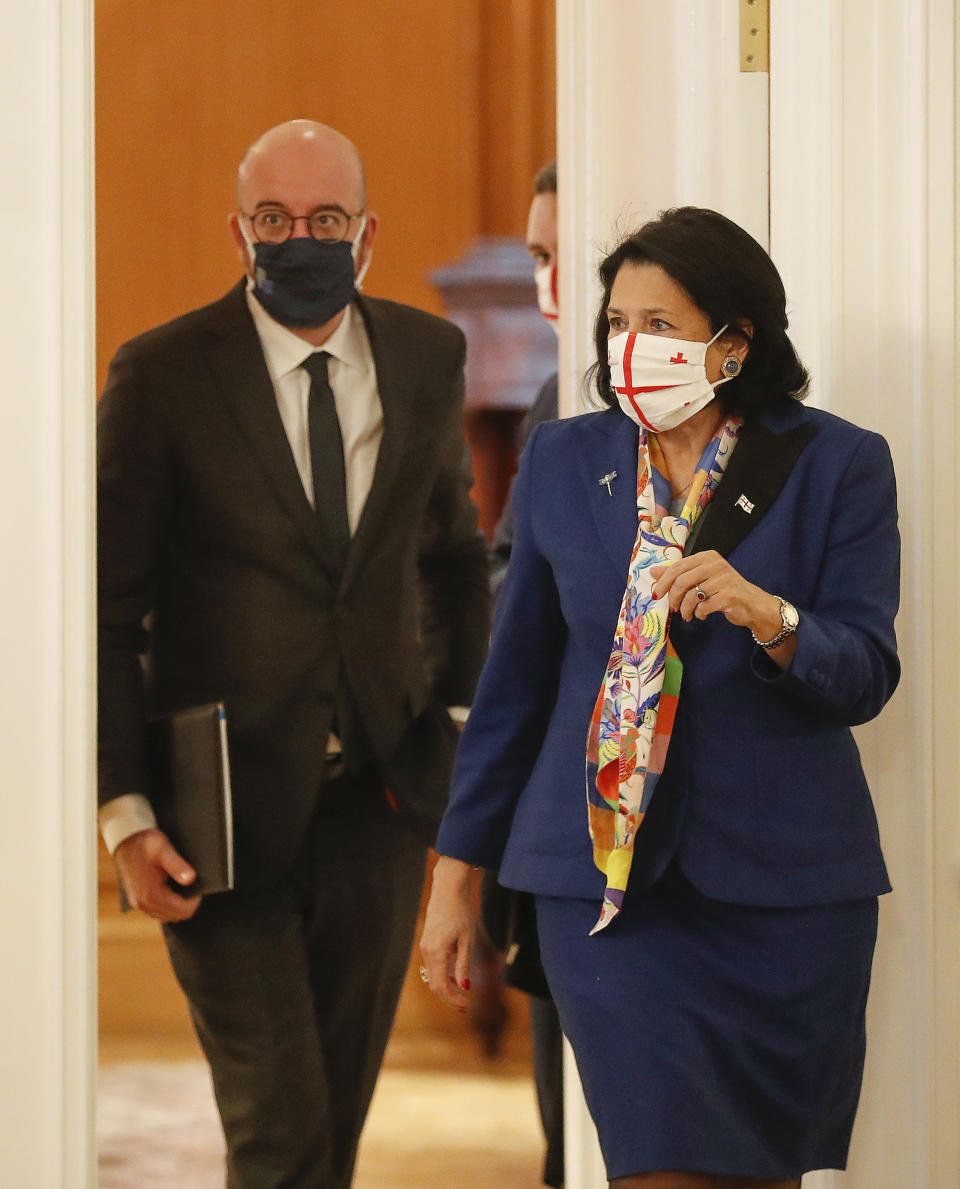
[461,978,471,990]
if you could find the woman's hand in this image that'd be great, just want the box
[419,856,478,1011]
[651,550,797,666]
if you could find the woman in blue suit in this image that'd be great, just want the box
[420,207,900,1189]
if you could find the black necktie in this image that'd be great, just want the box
[302,352,350,564]
[302,353,366,770]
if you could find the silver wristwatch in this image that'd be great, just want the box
[751,596,799,649]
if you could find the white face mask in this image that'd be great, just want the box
[607,324,730,432]
[534,262,559,335]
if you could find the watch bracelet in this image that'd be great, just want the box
[751,623,795,649]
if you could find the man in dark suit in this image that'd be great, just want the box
[97,119,489,1188]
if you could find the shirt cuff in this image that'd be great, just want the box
[98,794,158,855]
[447,706,470,726]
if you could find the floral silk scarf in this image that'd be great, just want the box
[585,416,741,934]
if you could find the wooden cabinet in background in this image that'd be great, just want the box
[432,237,557,537]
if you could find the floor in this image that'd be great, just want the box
[98,854,546,1187]
[97,1051,545,1188]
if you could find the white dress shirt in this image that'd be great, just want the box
[247,290,383,530]
[100,293,383,854]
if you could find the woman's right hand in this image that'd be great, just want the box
[419,856,478,1011]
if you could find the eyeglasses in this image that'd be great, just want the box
[240,206,365,244]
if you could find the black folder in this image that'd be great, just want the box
[145,702,235,895]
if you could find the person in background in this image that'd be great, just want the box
[483,158,565,1189]
[98,119,489,1189]
[490,159,560,599]
[422,206,899,1189]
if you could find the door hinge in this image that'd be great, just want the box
[740,0,769,72]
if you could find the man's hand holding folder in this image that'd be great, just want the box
[114,829,201,922]
[115,701,235,920]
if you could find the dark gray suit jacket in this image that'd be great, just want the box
[98,282,490,886]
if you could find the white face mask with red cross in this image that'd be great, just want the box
[607,324,730,432]
[534,263,559,333]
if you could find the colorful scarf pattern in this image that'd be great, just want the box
[585,417,741,934]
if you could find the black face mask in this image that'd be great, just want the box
[251,237,357,328]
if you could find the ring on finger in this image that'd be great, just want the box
[419,965,430,984]
[694,585,708,602]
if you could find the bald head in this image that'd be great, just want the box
[237,120,367,213]
[229,120,378,340]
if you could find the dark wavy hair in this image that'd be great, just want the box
[591,207,809,417]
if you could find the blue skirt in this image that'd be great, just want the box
[536,866,878,1181]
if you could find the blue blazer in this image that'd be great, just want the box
[436,400,901,907]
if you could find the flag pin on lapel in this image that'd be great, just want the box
[736,493,755,514]
[598,471,618,496]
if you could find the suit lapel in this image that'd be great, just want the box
[691,411,819,558]
[202,283,335,577]
[572,404,819,576]
[574,411,641,579]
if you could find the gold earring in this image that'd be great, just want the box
[721,355,742,378]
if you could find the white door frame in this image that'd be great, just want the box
[771,4,960,1187]
[0,0,97,1184]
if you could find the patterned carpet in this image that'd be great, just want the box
[97,1060,545,1188]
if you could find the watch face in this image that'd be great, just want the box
[782,600,799,629]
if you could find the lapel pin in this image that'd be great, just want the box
[598,471,618,497]
[735,493,755,514]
